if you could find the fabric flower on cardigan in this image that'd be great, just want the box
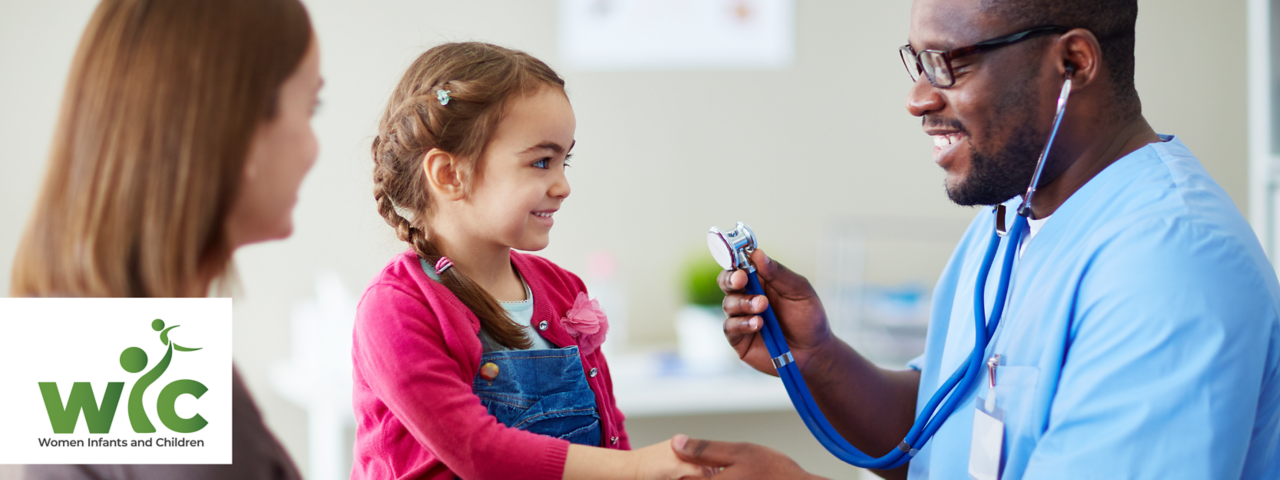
[561,292,609,355]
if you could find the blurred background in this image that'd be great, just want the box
[0,0,1259,478]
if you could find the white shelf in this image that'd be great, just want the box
[615,371,793,418]
[608,352,793,418]
[608,349,910,418]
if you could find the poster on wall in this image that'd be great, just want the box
[558,0,795,71]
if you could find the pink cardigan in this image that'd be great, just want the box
[351,250,630,480]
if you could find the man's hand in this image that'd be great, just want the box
[670,434,825,480]
[719,248,834,375]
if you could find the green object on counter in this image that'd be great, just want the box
[684,256,726,307]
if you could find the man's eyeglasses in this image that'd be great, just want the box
[899,26,1071,88]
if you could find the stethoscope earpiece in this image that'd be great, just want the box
[1019,71,1074,217]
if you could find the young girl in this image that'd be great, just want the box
[352,42,702,480]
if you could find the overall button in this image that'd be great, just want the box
[479,362,500,381]
[589,368,598,377]
[538,320,549,331]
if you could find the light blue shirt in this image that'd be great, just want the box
[906,136,1280,479]
[419,257,554,351]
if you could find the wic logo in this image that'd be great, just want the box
[38,319,208,434]
[0,298,230,463]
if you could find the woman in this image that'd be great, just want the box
[12,0,320,477]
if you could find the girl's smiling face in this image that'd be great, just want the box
[460,86,575,251]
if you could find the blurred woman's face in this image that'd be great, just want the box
[226,38,322,247]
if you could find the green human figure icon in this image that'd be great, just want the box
[153,318,201,352]
[119,319,202,433]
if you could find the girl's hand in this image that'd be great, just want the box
[633,437,712,480]
[563,440,706,480]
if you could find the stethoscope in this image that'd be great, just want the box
[706,68,1074,469]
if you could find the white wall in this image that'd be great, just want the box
[0,0,1249,477]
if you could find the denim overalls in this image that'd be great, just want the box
[472,346,602,446]
[421,259,603,448]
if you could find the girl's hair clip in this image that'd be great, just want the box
[436,89,452,106]
[435,256,454,275]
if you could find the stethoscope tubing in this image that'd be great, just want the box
[747,273,894,466]
[744,211,1028,469]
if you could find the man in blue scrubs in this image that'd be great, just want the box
[672,0,1280,478]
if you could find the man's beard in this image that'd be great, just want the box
[946,123,1044,206]
[943,80,1048,207]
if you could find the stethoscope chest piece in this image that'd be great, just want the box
[707,222,757,271]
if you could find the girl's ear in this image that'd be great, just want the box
[423,148,466,201]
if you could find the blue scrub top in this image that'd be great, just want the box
[906,136,1280,479]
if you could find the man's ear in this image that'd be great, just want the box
[1058,28,1102,89]
[423,148,466,201]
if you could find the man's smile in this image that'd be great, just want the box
[926,126,969,165]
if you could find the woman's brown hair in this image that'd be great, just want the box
[372,42,566,350]
[10,0,313,297]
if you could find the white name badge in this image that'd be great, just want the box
[968,395,1004,480]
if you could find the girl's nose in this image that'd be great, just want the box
[549,170,570,199]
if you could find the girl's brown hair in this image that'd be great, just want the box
[372,42,566,350]
[10,0,313,297]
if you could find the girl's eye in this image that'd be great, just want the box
[564,154,572,168]
[532,158,549,169]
